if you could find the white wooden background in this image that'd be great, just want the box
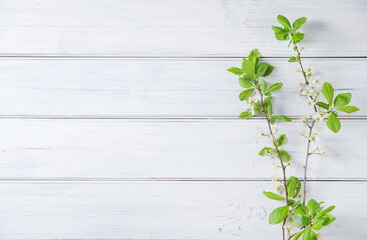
[0,0,366,239]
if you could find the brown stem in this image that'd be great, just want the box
[302,120,315,204]
[292,41,318,204]
[256,81,289,240]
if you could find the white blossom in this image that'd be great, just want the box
[312,112,325,122]
[300,130,308,139]
[309,132,320,142]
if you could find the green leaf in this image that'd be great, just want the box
[279,150,290,163]
[293,214,310,227]
[277,134,286,146]
[327,112,341,133]
[267,82,283,93]
[287,176,301,198]
[238,77,253,88]
[310,231,318,240]
[259,80,267,93]
[243,73,255,81]
[288,56,297,62]
[293,17,307,30]
[239,111,252,119]
[334,93,351,107]
[248,49,260,66]
[293,204,308,216]
[293,229,306,240]
[316,206,335,219]
[272,26,284,33]
[259,147,275,156]
[292,32,305,43]
[322,82,334,106]
[269,205,289,224]
[275,31,290,41]
[227,67,245,75]
[264,96,273,116]
[263,191,285,200]
[302,227,312,240]
[275,115,292,122]
[242,59,255,75]
[253,101,262,115]
[239,88,255,101]
[321,214,336,226]
[263,64,274,77]
[315,102,329,110]
[277,15,291,29]
[307,199,321,217]
[257,63,274,77]
[336,105,359,113]
[270,116,277,124]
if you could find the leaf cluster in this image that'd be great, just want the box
[316,82,359,133]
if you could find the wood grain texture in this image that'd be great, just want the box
[0,181,365,239]
[0,58,365,117]
[0,0,366,56]
[0,119,365,180]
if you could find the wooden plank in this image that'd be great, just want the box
[0,181,365,239]
[0,58,365,116]
[0,0,366,56]
[0,119,365,180]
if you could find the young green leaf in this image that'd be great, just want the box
[248,48,260,66]
[293,229,306,240]
[334,93,351,107]
[292,17,307,30]
[242,59,255,74]
[277,15,291,29]
[263,191,285,200]
[267,82,283,93]
[316,102,329,110]
[321,214,336,226]
[264,96,273,116]
[239,88,255,101]
[259,80,267,93]
[275,115,292,122]
[287,176,301,198]
[238,77,253,88]
[336,105,359,113]
[227,67,245,75]
[272,25,284,33]
[279,150,290,162]
[253,101,262,115]
[257,63,274,77]
[292,32,305,42]
[277,134,286,146]
[326,112,341,133]
[269,205,289,224]
[307,199,321,217]
[239,111,252,119]
[316,206,335,219]
[293,214,310,227]
[322,82,334,106]
[288,56,297,62]
[259,147,275,156]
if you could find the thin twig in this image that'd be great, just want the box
[292,42,318,204]
[256,80,289,240]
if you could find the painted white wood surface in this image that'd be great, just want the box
[0,0,365,239]
[0,0,366,56]
[0,181,365,239]
[0,119,365,180]
[0,58,365,117]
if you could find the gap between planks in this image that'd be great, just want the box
[1,55,367,59]
[0,178,366,183]
[0,115,365,120]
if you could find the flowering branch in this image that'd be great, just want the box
[228,15,360,240]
